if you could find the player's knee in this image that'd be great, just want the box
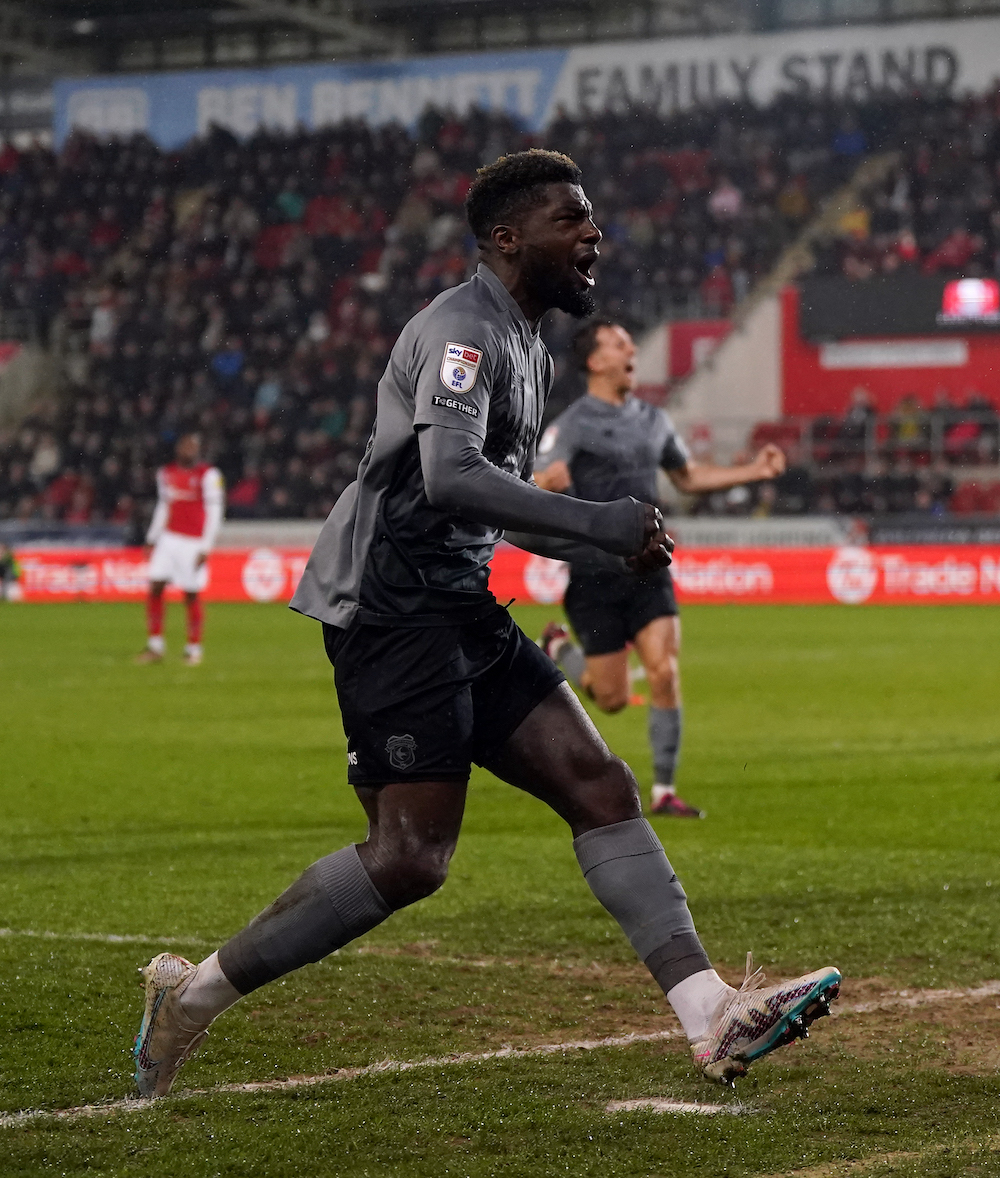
[646,658,679,699]
[590,684,629,714]
[575,752,641,826]
[386,844,452,907]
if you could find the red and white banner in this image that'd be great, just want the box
[492,545,1000,605]
[671,545,1000,604]
[13,543,1000,606]
[15,547,310,604]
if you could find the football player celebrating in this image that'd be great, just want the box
[535,320,786,817]
[132,152,838,1099]
[138,432,224,666]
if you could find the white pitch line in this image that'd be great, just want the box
[2,977,998,1130]
[0,928,213,948]
[0,1027,687,1129]
[832,979,1000,1014]
[606,1098,733,1115]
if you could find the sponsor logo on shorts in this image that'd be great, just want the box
[431,394,480,418]
[440,341,482,393]
[347,750,358,766]
[385,733,417,772]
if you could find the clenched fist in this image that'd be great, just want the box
[751,443,786,480]
[627,503,674,575]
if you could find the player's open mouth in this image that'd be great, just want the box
[574,252,598,287]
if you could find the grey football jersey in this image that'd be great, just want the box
[534,394,689,573]
[291,264,552,628]
[536,393,689,504]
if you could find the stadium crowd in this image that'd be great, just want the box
[814,88,1000,280]
[731,385,1000,518]
[1,91,999,529]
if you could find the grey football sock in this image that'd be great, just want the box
[217,845,390,995]
[649,706,682,785]
[555,638,587,687]
[573,817,711,996]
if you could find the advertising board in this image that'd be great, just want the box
[14,544,1000,607]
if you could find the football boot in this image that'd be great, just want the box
[650,786,705,818]
[692,953,841,1085]
[134,952,209,1098]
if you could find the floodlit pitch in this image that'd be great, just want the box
[1,601,998,1175]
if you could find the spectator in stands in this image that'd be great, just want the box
[776,175,811,225]
[963,391,999,462]
[925,462,956,512]
[210,337,245,387]
[891,394,928,458]
[833,117,867,159]
[773,444,815,514]
[834,454,866,514]
[752,481,777,517]
[839,387,875,455]
[887,457,920,513]
[699,264,734,316]
[707,175,743,222]
[862,459,891,515]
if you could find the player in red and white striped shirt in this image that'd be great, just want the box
[138,432,224,666]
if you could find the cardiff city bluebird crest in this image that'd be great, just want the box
[385,733,417,771]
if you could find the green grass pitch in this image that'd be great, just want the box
[1,600,999,1176]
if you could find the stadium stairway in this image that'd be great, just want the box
[732,149,903,328]
[0,338,59,431]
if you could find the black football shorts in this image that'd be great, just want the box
[563,567,678,657]
[323,606,565,786]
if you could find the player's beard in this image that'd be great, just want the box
[524,252,598,318]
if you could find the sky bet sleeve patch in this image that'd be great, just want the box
[440,342,483,394]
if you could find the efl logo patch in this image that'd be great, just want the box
[432,395,479,419]
[440,342,482,393]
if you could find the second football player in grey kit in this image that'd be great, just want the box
[536,320,786,817]
[132,150,839,1099]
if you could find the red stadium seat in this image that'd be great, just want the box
[749,421,802,451]
[949,482,985,515]
[979,481,1000,514]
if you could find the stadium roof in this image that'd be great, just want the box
[4,0,1000,76]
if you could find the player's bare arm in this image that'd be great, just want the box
[666,443,787,495]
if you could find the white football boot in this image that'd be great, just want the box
[133,952,210,1098]
[692,953,841,1085]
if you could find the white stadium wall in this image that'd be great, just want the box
[637,298,782,463]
